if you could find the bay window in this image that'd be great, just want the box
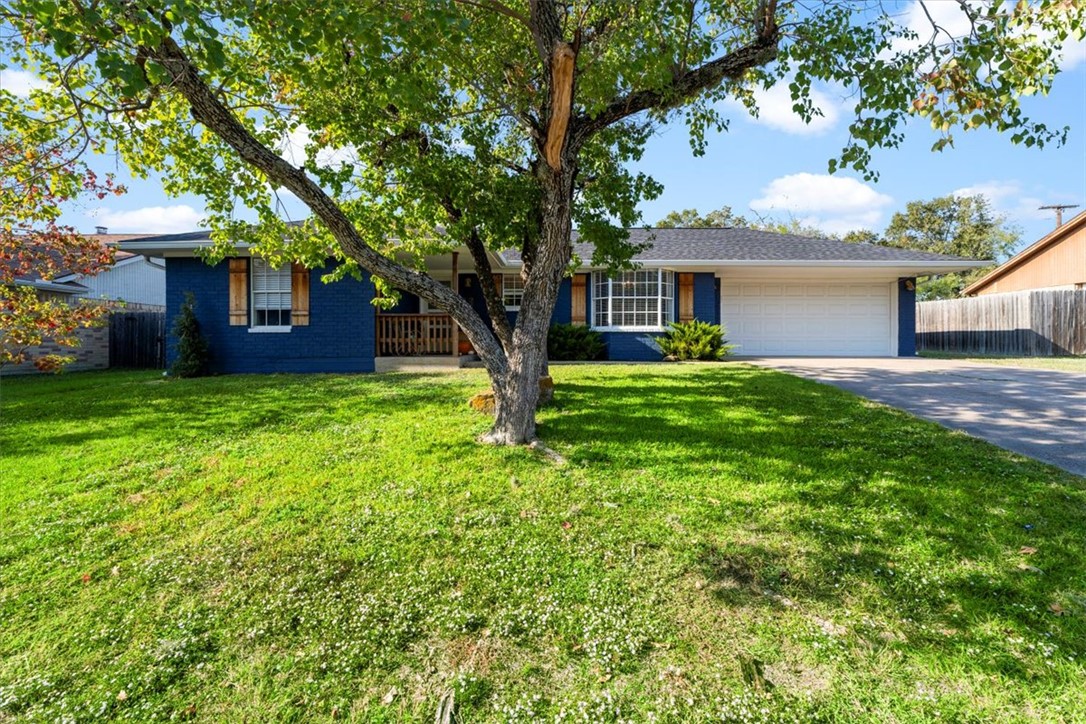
[592,269,674,330]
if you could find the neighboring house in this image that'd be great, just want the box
[963,209,1086,296]
[55,232,167,309]
[2,232,164,374]
[121,227,985,374]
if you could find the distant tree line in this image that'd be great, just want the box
[656,194,1019,299]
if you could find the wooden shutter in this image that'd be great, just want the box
[492,273,504,296]
[291,263,310,326]
[571,274,587,325]
[678,273,695,322]
[228,258,248,326]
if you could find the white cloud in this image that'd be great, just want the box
[90,205,205,234]
[725,80,846,136]
[953,180,1065,224]
[750,173,894,234]
[888,1,1085,72]
[1056,35,1086,71]
[277,124,357,169]
[898,1,975,50]
[0,69,47,97]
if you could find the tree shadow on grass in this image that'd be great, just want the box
[1,370,486,461]
[542,366,1086,676]
[6,366,1085,682]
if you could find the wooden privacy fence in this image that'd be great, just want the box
[917,289,1085,356]
[109,310,166,368]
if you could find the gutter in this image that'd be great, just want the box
[15,279,89,294]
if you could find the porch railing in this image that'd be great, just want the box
[376,313,455,356]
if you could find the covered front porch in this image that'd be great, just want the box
[375,250,512,369]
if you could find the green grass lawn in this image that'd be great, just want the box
[2,365,1084,722]
[918,351,1086,373]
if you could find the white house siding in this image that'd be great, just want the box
[74,257,166,308]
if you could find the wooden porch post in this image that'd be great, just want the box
[451,251,460,357]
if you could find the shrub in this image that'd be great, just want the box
[657,320,735,361]
[548,323,606,361]
[170,292,210,377]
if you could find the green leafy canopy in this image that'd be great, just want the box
[2,0,1082,275]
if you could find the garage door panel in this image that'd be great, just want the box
[762,321,784,335]
[722,280,892,356]
[783,318,808,334]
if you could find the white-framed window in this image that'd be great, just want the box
[592,269,674,330]
[251,257,292,328]
[502,274,524,311]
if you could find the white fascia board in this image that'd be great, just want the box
[15,278,88,294]
[111,254,151,270]
[614,259,991,270]
[119,239,241,256]
[502,259,990,274]
[52,254,162,283]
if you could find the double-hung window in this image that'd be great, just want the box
[251,258,292,328]
[592,269,674,330]
[502,274,525,311]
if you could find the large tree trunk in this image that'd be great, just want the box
[481,162,574,444]
[479,28,577,445]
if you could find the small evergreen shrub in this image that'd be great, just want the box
[547,323,606,361]
[170,292,210,377]
[657,320,735,361]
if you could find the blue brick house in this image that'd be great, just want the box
[121,228,985,374]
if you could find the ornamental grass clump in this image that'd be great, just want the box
[658,320,735,361]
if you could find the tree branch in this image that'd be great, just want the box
[573,0,780,143]
[148,36,507,374]
[465,229,515,351]
[437,194,514,351]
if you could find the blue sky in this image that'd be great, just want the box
[3,2,1083,253]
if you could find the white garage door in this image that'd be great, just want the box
[722,280,894,356]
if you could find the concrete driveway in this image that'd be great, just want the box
[743,357,1086,476]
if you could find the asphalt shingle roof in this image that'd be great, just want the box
[122,230,212,244]
[499,227,983,264]
[124,225,984,266]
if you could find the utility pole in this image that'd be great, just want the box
[1038,204,1079,228]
